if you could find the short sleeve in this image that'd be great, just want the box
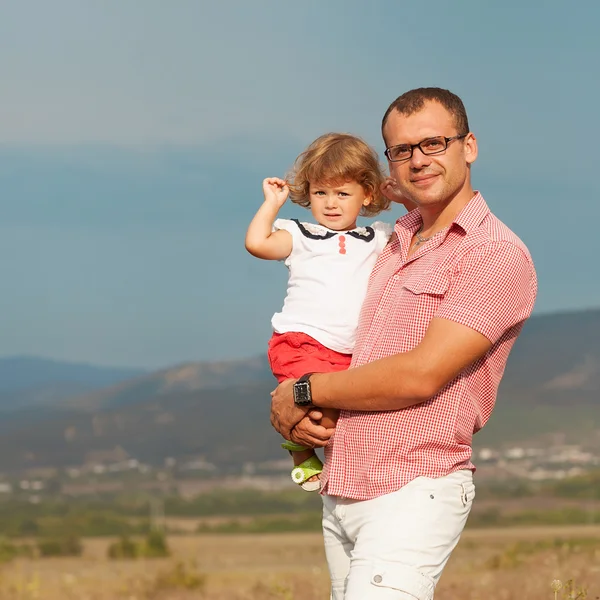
[435,242,537,343]
[370,221,394,253]
[273,218,299,237]
[272,218,300,265]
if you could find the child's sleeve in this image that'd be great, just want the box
[371,221,394,253]
[272,219,300,264]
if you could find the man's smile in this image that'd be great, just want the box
[410,173,439,186]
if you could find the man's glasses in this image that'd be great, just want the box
[384,134,467,163]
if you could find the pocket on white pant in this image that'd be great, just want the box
[370,563,434,599]
[460,480,475,507]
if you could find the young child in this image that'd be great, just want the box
[245,133,400,491]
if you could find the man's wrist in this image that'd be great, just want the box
[308,372,328,408]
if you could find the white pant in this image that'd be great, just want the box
[322,470,475,600]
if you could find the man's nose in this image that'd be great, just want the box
[409,146,432,169]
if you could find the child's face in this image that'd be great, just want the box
[308,180,371,230]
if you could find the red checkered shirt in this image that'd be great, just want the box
[321,193,537,500]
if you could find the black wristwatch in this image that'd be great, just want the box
[293,373,314,406]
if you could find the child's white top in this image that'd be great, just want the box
[271,218,393,354]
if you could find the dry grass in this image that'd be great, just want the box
[0,526,598,599]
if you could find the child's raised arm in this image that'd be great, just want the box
[245,177,294,260]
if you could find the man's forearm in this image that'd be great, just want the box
[308,318,494,412]
[310,351,433,412]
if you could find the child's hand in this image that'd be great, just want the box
[381,177,417,212]
[263,177,290,208]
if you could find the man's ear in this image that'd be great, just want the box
[465,132,478,166]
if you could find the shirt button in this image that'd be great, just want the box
[373,574,383,584]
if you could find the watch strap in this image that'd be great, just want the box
[296,373,314,384]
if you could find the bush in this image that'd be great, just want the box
[141,530,170,558]
[37,535,82,557]
[0,537,34,563]
[17,519,40,536]
[107,530,170,560]
[107,535,139,559]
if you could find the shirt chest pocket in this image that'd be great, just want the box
[398,271,450,321]
[401,270,450,296]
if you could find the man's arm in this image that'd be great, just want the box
[270,317,491,441]
[310,317,491,411]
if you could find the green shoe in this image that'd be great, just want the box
[281,440,310,452]
[290,454,323,492]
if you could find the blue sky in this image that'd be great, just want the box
[1,1,599,368]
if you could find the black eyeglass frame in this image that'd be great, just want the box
[384,134,468,163]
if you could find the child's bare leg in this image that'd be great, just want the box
[291,448,317,467]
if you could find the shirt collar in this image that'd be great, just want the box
[453,192,489,232]
[395,191,489,234]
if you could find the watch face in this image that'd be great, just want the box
[294,382,311,405]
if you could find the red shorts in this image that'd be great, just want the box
[268,331,352,383]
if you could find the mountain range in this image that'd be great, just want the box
[1,308,599,472]
[0,357,144,412]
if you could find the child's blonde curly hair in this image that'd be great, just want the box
[287,133,391,217]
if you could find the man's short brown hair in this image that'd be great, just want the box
[287,133,390,218]
[382,87,470,138]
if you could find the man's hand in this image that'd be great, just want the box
[263,177,289,208]
[270,378,311,440]
[290,413,335,448]
[381,177,416,211]
[271,380,336,447]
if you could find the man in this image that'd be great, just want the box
[270,87,537,599]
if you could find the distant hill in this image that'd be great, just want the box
[0,383,280,471]
[499,308,600,398]
[0,357,145,411]
[0,309,598,472]
[474,308,600,448]
[61,354,273,411]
